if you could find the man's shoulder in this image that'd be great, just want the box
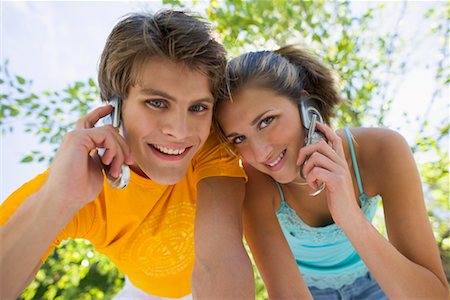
[189,130,246,183]
[192,130,234,164]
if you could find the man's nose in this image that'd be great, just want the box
[161,110,190,140]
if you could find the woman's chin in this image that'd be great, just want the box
[272,170,298,184]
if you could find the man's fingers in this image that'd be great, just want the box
[75,105,133,178]
[87,126,133,177]
[76,105,113,129]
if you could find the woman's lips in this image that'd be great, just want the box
[265,149,287,171]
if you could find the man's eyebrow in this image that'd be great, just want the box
[139,87,214,103]
[139,88,173,99]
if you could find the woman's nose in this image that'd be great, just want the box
[250,138,273,164]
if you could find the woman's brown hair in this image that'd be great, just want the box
[213,45,343,153]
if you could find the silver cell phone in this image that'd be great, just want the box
[98,96,130,189]
[300,96,326,196]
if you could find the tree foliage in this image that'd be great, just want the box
[20,240,123,300]
[1,61,99,164]
[0,1,447,299]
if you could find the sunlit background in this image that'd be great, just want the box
[1,1,447,198]
[1,1,448,299]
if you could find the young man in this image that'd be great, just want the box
[0,10,254,299]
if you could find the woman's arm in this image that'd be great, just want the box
[344,128,449,299]
[243,164,313,299]
[299,124,448,299]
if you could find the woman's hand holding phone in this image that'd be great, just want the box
[296,122,362,227]
[299,114,326,196]
[43,105,133,213]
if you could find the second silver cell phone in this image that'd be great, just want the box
[300,96,326,196]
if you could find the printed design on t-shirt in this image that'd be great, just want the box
[120,201,195,277]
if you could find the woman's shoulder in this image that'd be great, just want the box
[337,127,412,195]
[337,127,410,157]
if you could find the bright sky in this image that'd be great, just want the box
[1,1,158,200]
[1,1,448,201]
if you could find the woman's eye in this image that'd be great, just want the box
[232,136,246,145]
[259,116,274,129]
[146,99,166,108]
[190,104,207,112]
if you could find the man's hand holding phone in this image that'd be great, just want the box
[97,97,130,189]
[43,105,133,214]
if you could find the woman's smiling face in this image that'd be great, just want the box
[217,86,305,183]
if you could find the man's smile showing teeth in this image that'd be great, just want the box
[267,150,286,168]
[152,144,187,155]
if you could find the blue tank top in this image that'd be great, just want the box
[275,127,381,289]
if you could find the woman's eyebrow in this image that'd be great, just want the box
[251,110,272,126]
[226,132,239,139]
[225,109,274,139]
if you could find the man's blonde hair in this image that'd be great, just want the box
[98,10,227,103]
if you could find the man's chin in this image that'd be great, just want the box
[153,176,185,185]
[145,168,188,185]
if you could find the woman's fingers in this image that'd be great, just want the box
[315,122,345,158]
[297,124,345,166]
[301,147,353,195]
[297,139,339,167]
[296,123,351,192]
[301,151,336,179]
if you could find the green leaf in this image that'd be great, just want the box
[21,156,33,163]
[16,75,26,85]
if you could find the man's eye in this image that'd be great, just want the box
[190,104,207,112]
[146,99,166,108]
[232,136,246,145]
[260,116,274,129]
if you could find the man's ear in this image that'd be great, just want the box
[300,89,310,97]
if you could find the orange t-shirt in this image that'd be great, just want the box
[0,132,245,297]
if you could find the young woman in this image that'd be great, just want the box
[215,45,449,299]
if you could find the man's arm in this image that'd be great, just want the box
[0,106,132,299]
[242,165,312,299]
[0,187,79,299]
[192,176,254,299]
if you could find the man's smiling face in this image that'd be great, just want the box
[122,57,214,184]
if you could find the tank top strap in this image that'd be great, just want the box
[344,127,366,197]
[274,181,288,208]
